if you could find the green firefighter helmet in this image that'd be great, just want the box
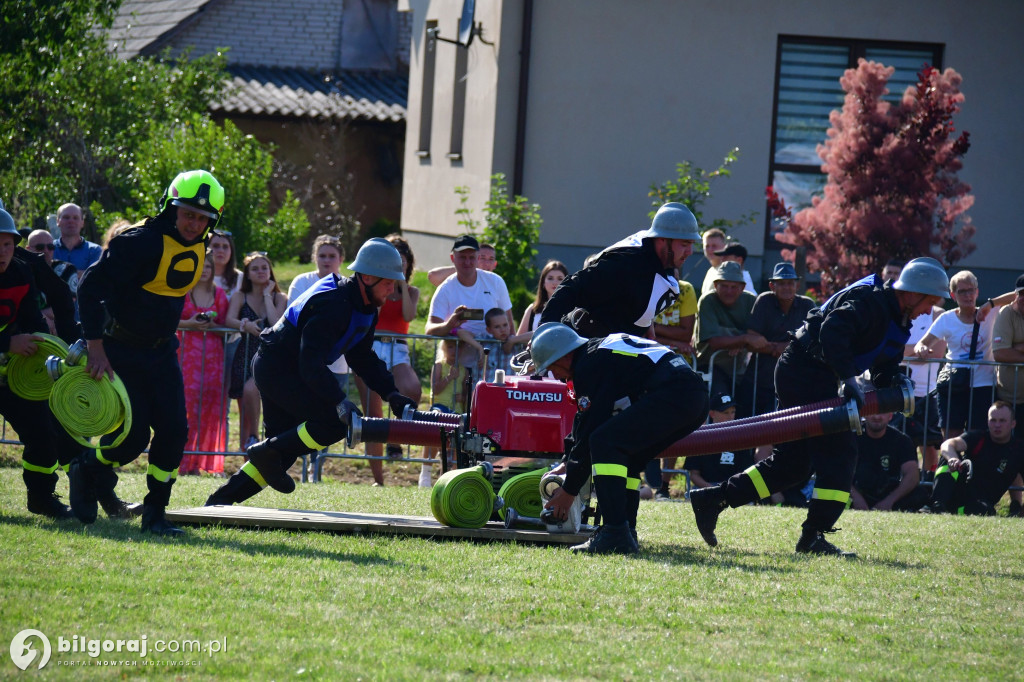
[529,322,588,374]
[160,170,225,229]
[350,238,406,281]
[893,257,951,299]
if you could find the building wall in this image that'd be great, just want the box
[400,0,1024,291]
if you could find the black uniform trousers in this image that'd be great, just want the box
[86,338,187,509]
[590,362,708,526]
[2,387,67,496]
[721,345,857,532]
[211,347,351,504]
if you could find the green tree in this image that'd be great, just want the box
[481,174,541,293]
[0,0,226,233]
[647,147,757,235]
[95,114,308,257]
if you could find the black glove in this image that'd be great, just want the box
[336,399,362,425]
[839,376,867,408]
[893,372,915,395]
[386,391,417,419]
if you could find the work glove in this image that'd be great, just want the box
[893,372,915,395]
[336,399,362,426]
[386,391,418,419]
[838,376,868,409]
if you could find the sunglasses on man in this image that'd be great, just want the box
[32,243,56,252]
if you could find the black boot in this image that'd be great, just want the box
[68,457,98,524]
[795,527,856,558]
[570,521,639,555]
[206,467,266,506]
[99,495,143,519]
[140,506,184,537]
[27,490,74,520]
[690,485,727,547]
[246,440,295,494]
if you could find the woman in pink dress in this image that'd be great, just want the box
[178,256,231,474]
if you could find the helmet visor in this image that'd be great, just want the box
[170,198,219,221]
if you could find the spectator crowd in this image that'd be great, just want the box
[4,189,1022,536]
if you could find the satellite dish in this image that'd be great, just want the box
[457,0,476,47]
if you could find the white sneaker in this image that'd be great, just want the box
[418,469,432,488]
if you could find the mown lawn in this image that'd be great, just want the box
[2,466,1022,680]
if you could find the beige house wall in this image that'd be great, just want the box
[400,0,1024,288]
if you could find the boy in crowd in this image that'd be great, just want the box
[457,307,531,383]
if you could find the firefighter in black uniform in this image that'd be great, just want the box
[690,258,950,556]
[539,202,700,338]
[0,208,76,519]
[70,170,225,535]
[537,202,701,539]
[532,323,708,554]
[206,238,418,504]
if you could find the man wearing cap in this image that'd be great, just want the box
[701,241,756,297]
[53,203,102,271]
[540,202,700,338]
[71,170,225,535]
[684,393,753,489]
[426,235,514,374]
[690,258,950,556]
[207,238,418,506]
[738,263,816,418]
[532,322,708,554]
[694,260,768,397]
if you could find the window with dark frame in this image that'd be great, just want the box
[416,20,439,158]
[765,36,944,248]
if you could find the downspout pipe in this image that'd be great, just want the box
[512,0,534,196]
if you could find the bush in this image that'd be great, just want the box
[93,114,309,258]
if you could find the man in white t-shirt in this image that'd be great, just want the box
[426,235,514,373]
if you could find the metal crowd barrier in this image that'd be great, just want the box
[4,327,1021,494]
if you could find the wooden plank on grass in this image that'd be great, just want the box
[166,506,592,545]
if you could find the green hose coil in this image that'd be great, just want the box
[496,467,546,522]
[430,463,503,528]
[47,346,133,451]
[0,334,69,400]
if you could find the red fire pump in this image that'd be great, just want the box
[350,373,575,493]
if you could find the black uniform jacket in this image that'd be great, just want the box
[78,214,206,343]
[791,279,909,387]
[561,334,683,495]
[540,235,678,337]
[259,274,397,408]
[0,258,47,352]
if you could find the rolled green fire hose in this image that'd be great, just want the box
[0,334,69,400]
[46,342,133,451]
[430,463,504,529]
[496,467,546,523]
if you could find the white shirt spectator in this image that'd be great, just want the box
[428,269,513,338]
[925,309,997,388]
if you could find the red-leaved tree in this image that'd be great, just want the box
[775,59,975,295]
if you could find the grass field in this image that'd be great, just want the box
[1,466,1022,680]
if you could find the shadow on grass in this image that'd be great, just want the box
[0,511,397,567]
[640,543,799,574]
